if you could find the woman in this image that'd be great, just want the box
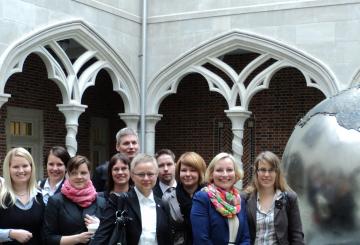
[0,147,44,244]
[162,152,206,245]
[43,155,105,245]
[243,151,304,245]
[39,146,70,205]
[191,152,250,245]
[90,154,171,245]
[99,153,132,199]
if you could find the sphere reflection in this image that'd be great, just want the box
[282,86,360,244]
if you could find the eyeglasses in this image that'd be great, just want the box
[257,168,275,174]
[132,172,156,179]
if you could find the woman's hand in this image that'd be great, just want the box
[84,214,100,226]
[74,231,93,244]
[9,229,33,243]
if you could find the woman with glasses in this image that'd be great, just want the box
[98,153,132,200]
[91,154,171,245]
[191,152,250,245]
[243,151,304,245]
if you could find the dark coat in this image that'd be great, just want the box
[245,191,304,245]
[92,161,109,192]
[90,188,171,245]
[43,193,105,245]
[152,179,163,198]
[191,191,250,245]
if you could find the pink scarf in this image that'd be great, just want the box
[61,179,97,208]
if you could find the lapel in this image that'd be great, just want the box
[127,189,141,224]
[248,193,257,224]
[154,195,163,232]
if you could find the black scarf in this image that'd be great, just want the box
[176,183,203,224]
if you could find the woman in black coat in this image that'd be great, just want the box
[90,154,171,245]
[43,155,105,245]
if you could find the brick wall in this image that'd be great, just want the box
[155,54,325,186]
[0,54,125,176]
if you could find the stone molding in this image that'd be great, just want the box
[148,30,338,114]
[0,19,139,114]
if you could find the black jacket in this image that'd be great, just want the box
[92,161,109,192]
[43,193,105,245]
[152,179,163,199]
[90,188,171,245]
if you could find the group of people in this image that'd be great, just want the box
[0,127,305,245]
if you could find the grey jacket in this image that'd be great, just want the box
[244,191,304,245]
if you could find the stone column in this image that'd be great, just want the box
[145,114,162,155]
[57,103,87,157]
[0,93,10,108]
[119,113,140,132]
[225,107,252,188]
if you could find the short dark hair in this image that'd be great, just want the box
[47,146,70,168]
[154,149,175,161]
[67,155,91,173]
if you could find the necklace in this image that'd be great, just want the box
[15,192,28,197]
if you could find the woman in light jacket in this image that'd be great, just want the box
[243,151,304,245]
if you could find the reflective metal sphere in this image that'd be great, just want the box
[282,86,360,245]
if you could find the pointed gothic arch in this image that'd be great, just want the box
[0,19,139,113]
[147,30,338,114]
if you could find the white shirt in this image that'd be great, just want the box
[159,180,177,194]
[134,187,158,245]
[40,178,64,204]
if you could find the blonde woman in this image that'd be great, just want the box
[191,152,250,245]
[0,147,44,244]
[244,151,304,245]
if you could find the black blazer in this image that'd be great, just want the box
[39,178,65,195]
[92,161,109,192]
[90,188,171,245]
[43,193,106,245]
[152,179,163,198]
[245,191,304,245]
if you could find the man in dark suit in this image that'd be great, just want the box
[92,127,139,192]
[90,154,171,245]
[153,149,177,198]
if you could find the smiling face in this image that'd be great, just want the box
[131,161,157,197]
[47,153,66,183]
[212,157,236,191]
[10,156,32,185]
[179,163,199,189]
[112,160,130,187]
[116,134,139,160]
[68,163,90,189]
[256,160,276,190]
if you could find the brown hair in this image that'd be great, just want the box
[175,152,207,185]
[67,155,91,173]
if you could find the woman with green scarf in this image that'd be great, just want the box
[191,152,250,245]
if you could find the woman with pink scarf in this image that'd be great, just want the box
[43,155,105,245]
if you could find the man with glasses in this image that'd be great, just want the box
[92,127,139,192]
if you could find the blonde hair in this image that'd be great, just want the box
[0,147,38,208]
[175,152,207,186]
[205,152,243,184]
[245,151,289,194]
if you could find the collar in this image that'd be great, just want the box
[159,180,177,193]
[134,186,155,204]
[44,178,64,191]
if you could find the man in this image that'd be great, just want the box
[92,127,139,192]
[153,149,177,198]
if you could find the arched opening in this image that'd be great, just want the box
[155,73,231,164]
[1,53,65,178]
[243,67,325,186]
[80,69,125,168]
